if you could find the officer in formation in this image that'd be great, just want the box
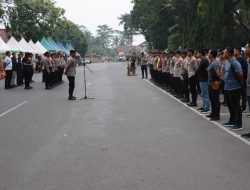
[42,52,66,90]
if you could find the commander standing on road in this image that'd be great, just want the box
[65,50,77,101]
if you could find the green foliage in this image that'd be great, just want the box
[52,19,87,55]
[0,4,4,19]
[81,25,131,57]
[8,0,64,41]
[121,0,250,50]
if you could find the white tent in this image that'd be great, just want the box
[28,40,43,54]
[6,37,22,52]
[19,38,35,53]
[0,38,10,52]
[35,41,47,54]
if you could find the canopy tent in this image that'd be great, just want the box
[0,38,10,53]
[65,43,74,52]
[19,38,35,53]
[57,42,69,54]
[28,40,39,54]
[47,38,62,52]
[35,41,47,54]
[28,40,45,54]
[6,37,22,52]
[40,37,74,54]
[41,37,56,51]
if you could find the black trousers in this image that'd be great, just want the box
[16,66,23,86]
[67,76,75,98]
[225,89,242,126]
[23,70,32,88]
[44,71,52,89]
[209,87,221,118]
[173,77,181,95]
[189,76,198,104]
[241,80,247,110]
[182,76,190,101]
[5,70,12,89]
[141,65,148,79]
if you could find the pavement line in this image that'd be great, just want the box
[0,101,28,118]
[144,79,250,146]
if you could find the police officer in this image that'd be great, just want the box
[23,53,33,90]
[65,50,77,100]
[42,52,52,90]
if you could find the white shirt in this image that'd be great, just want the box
[187,56,197,77]
[4,56,12,71]
[174,57,183,77]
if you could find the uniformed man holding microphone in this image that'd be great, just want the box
[65,50,77,100]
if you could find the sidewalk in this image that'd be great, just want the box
[146,79,250,142]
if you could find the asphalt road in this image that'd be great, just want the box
[0,63,250,190]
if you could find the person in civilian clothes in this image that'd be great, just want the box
[207,49,221,121]
[196,49,210,113]
[4,51,13,89]
[65,50,77,100]
[242,45,250,138]
[234,48,248,112]
[140,52,148,79]
[223,47,243,130]
[23,53,33,90]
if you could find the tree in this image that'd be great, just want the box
[52,19,88,55]
[120,0,250,50]
[8,0,65,41]
[96,25,114,49]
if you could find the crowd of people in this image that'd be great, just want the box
[134,44,250,137]
[2,50,79,101]
[2,51,69,90]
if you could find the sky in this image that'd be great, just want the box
[55,0,132,34]
[55,0,145,45]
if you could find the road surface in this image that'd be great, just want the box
[0,63,250,190]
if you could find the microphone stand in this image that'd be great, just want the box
[79,62,95,100]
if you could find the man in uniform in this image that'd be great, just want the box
[65,50,77,100]
[187,49,198,107]
[43,52,52,89]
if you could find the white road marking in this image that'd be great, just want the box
[0,101,28,118]
[144,80,250,146]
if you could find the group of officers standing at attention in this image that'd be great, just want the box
[42,52,66,90]
[42,50,78,100]
[3,49,78,101]
[142,45,250,134]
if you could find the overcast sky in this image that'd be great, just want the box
[55,0,133,34]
